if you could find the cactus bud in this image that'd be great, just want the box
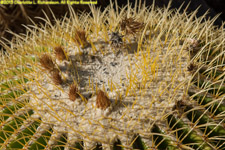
[54,46,67,61]
[96,90,111,110]
[39,54,55,71]
[69,84,79,101]
[51,68,63,85]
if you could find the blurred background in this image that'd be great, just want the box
[0,0,224,51]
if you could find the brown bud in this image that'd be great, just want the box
[120,17,144,35]
[96,90,111,110]
[187,63,196,72]
[54,46,67,61]
[39,54,55,71]
[172,100,193,113]
[51,68,63,85]
[69,84,79,101]
[73,29,88,48]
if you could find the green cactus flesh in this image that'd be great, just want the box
[0,2,225,150]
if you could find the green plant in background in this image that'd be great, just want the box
[0,1,225,150]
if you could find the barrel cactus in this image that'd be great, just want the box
[0,2,224,150]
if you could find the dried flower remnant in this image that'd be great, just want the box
[172,100,194,115]
[73,29,88,48]
[172,100,187,111]
[109,32,124,48]
[96,90,111,110]
[120,17,144,35]
[187,63,196,72]
[54,46,67,61]
[51,68,63,85]
[39,54,55,71]
[69,84,79,101]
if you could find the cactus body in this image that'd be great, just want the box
[0,2,224,150]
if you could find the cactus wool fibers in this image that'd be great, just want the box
[1,2,225,150]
